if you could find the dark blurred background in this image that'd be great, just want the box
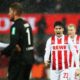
[0,0,80,13]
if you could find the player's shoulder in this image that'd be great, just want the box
[46,35,55,43]
[24,22,30,28]
[15,18,28,26]
[76,35,80,38]
[46,37,51,42]
[22,19,31,28]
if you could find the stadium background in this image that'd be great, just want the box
[0,0,80,80]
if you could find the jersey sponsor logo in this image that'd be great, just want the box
[52,45,67,50]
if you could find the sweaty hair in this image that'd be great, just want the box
[9,2,23,15]
[54,21,64,28]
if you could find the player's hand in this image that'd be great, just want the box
[44,60,50,68]
[15,44,21,52]
[75,68,80,76]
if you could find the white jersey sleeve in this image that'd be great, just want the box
[44,37,51,63]
[68,38,79,68]
[68,38,76,54]
[78,44,80,64]
[79,47,80,66]
[0,42,9,48]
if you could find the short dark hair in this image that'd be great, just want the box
[9,2,23,15]
[54,21,64,28]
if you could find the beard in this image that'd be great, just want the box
[10,17,14,21]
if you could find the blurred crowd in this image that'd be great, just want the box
[0,0,80,13]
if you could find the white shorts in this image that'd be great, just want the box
[69,67,79,80]
[50,69,69,80]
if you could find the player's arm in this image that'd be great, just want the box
[44,38,51,68]
[1,25,19,56]
[78,45,80,66]
[68,38,79,68]
[75,44,80,76]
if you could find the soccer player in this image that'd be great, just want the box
[0,2,34,80]
[44,21,77,80]
[67,24,80,80]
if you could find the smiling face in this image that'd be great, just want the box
[54,25,64,37]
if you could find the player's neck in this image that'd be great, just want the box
[56,34,64,38]
[14,15,21,21]
[70,34,76,39]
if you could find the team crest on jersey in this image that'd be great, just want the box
[12,27,16,35]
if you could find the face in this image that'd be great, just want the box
[68,26,76,37]
[8,8,15,21]
[54,26,64,37]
